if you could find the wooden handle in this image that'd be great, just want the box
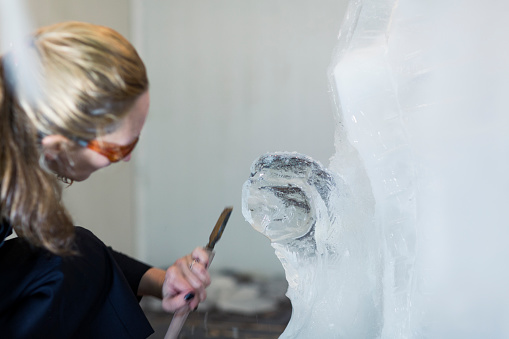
[164,250,215,339]
[164,310,189,339]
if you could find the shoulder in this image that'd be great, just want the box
[0,226,153,338]
[0,219,13,247]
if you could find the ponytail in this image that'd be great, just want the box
[0,21,148,255]
[0,60,75,255]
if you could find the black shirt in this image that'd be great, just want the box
[0,225,154,338]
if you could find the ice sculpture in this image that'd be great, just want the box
[242,152,382,338]
[243,0,509,337]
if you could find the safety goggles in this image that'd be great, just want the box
[86,136,139,163]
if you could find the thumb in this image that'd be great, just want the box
[162,292,194,313]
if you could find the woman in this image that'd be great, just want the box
[0,21,210,338]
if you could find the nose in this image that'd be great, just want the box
[122,154,132,162]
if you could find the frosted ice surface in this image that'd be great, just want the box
[242,152,383,338]
[243,0,509,338]
[243,153,331,244]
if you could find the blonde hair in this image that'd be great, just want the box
[0,21,148,254]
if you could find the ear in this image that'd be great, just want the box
[41,135,72,160]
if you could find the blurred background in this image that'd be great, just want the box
[12,0,349,278]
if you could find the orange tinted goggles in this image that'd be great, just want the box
[86,136,139,163]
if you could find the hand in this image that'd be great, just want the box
[161,247,211,312]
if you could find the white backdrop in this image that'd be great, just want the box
[133,0,347,276]
[4,0,348,277]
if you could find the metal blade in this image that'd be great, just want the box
[206,207,233,251]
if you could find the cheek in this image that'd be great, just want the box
[86,151,111,169]
[73,149,111,173]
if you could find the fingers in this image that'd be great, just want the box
[161,248,212,313]
[178,254,211,290]
[161,265,198,312]
[161,289,205,312]
[191,247,211,269]
[184,250,211,302]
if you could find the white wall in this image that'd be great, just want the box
[134,0,348,276]
[5,0,348,276]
